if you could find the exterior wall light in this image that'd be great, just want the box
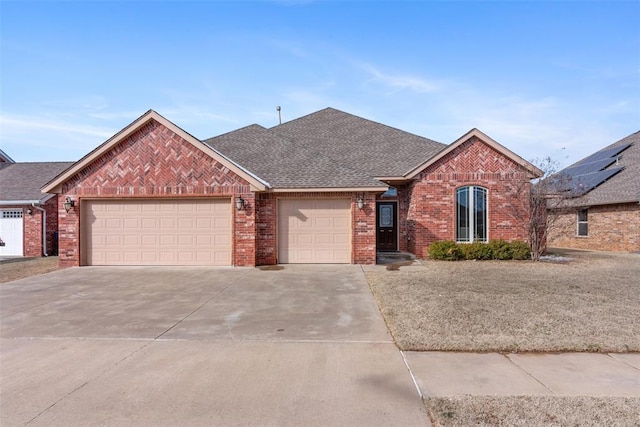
[235,197,245,211]
[63,196,75,213]
[357,196,365,210]
[26,208,33,215]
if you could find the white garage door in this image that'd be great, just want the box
[278,199,351,264]
[0,210,24,256]
[83,199,231,266]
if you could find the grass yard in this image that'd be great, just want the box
[366,249,640,352]
[0,256,60,284]
[425,396,640,427]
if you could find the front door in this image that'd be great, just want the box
[376,202,397,251]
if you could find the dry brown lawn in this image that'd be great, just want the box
[366,249,640,352]
[425,396,640,427]
[0,257,60,284]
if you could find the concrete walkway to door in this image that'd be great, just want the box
[1,265,429,426]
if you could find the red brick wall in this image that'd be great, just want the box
[44,196,59,255]
[21,197,60,257]
[22,206,42,257]
[255,192,377,265]
[548,203,640,252]
[58,119,256,267]
[406,136,532,258]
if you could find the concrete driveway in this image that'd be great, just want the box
[1,265,428,426]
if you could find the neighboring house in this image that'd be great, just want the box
[548,131,640,252]
[0,152,74,257]
[42,108,541,267]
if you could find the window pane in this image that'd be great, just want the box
[474,187,487,242]
[578,223,588,236]
[379,205,393,227]
[578,209,588,222]
[456,188,469,242]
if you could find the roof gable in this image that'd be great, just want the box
[42,110,268,193]
[405,128,543,179]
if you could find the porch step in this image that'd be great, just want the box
[376,251,417,265]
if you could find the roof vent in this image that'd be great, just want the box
[276,106,282,125]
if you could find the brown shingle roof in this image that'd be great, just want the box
[560,130,640,206]
[0,162,74,203]
[204,108,445,189]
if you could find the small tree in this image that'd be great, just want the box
[507,157,575,261]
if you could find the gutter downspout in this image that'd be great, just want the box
[31,203,48,257]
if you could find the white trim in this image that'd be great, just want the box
[455,186,489,243]
[576,208,589,237]
[0,148,15,163]
[0,200,42,206]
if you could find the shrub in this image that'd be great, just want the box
[508,240,532,260]
[460,242,493,260]
[487,240,512,260]
[427,240,532,261]
[428,240,464,261]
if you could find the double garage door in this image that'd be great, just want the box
[83,199,231,266]
[83,198,352,266]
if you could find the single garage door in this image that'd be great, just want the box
[83,199,231,266]
[278,199,351,263]
[0,209,24,256]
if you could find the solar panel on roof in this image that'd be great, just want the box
[561,157,616,178]
[578,143,632,165]
[569,167,624,197]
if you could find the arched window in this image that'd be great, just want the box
[456,186,488,243]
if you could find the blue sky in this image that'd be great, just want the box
[1,1,638,168]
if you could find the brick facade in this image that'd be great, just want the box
[255,192,377,265]
[57,119,256,267]
[405,136,532,258]
[548,203,640,252]
[49,120,535,267]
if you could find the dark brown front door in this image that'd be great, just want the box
[377,202,397,251]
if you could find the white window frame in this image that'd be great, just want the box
[456,186,488,243]
[577,209,588,237]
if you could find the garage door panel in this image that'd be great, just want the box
[84,199,231,266]
[278,199,351,264]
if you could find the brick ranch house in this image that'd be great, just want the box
[42,108,542,267]
[0,149,73,257]
[548,130,639,252]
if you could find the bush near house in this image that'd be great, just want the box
[428,240,531,261]
[426,240,464,261]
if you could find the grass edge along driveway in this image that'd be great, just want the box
[366,249,640,426]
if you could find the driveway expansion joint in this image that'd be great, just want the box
[152,269,253,340]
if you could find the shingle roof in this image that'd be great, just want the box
[0,162,74,203]
[204,108,445,189]
[559,130,640,206]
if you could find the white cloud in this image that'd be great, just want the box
[0,114,114,139]
[360,63,443,93]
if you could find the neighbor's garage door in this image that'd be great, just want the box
[278,199,351,263]
[0,209,24,256]
[83,199,231,266]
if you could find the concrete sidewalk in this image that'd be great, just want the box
[404,351,640,397]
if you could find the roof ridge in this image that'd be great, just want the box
[203,123,267,143]
[271,107,445,146]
